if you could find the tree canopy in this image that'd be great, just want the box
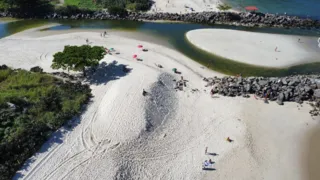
[51,45,106,76]
[1,0,54,16]
[97,0,151,12]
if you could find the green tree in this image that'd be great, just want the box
[51,45,106,77]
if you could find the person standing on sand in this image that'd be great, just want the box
[275,46,278,52]
[205,147,208,154]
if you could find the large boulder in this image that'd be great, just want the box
[314,89,320,98]
[277,93,285,105]
[30,66,43,73]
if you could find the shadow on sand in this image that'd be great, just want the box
[85,60,132,85]
[202,168,216,171]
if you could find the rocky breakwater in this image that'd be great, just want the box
[127,12,320,29]
[58,11,320,29]
[204,75,320,116]
[2,10,319,29]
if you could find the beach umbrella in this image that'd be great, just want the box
[245,6,258,11]
[133,54,138,59]
[138,45,143,48]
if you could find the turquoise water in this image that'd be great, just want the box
[1,20,320,76]
[227,0,320,19]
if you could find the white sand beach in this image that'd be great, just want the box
[186,29,320,68]
[1,26,319,180]
[149,0,223,13]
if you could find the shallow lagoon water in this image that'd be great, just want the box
[1,19,320,76]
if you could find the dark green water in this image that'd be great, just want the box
[1,19,320,76]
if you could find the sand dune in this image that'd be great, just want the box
[0,27,318,180]
[186,29,320,68]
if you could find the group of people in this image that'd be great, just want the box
[203,147,214,169]
[203,159,214,168]
[101,31,107,37]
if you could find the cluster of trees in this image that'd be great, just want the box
[0,66,92,180]
[0,0,152,17]
[97,0,152,12]
[0,0,54,16]
[51,45,106,76]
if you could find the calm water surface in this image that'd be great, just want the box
[1,19,320,76]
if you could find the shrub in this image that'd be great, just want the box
[108,6,128,17]
[126,3,136,11]
[135,2,150,11]
[217,3,232,11]
[30,66,43,73]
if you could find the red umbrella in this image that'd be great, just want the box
[138,45,143,48]
[245,6,258,11]
[133,54,137,58]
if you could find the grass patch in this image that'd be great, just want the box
[64,0,100,9]
[0,17,20,23]
[217,3,232,11]
[50,0,61,6]
[0,67,92,180]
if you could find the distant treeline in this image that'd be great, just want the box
[97,0,152,11]
[0,0,152,17]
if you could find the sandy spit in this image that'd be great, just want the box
[186,29,320,68]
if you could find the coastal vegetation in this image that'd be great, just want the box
[0,0,54,16]
[0,0,152,17]
[51,45,106,77]
[217,3,232,11]
[64,0,101,9]
[0,66,92,180]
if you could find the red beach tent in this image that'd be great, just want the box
[245,6,258,11]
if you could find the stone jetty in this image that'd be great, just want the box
[204,75,320,116]
[1,11,319,29]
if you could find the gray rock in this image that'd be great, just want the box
[244,84,251,92]
[279,92,285,100]
[288,78,300,86]
[277,99,284,105]
[282,79,288,85]
[315,79,320,89]
[304,86,312,93]
[314,89,320,98]
[258,80,268,86]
